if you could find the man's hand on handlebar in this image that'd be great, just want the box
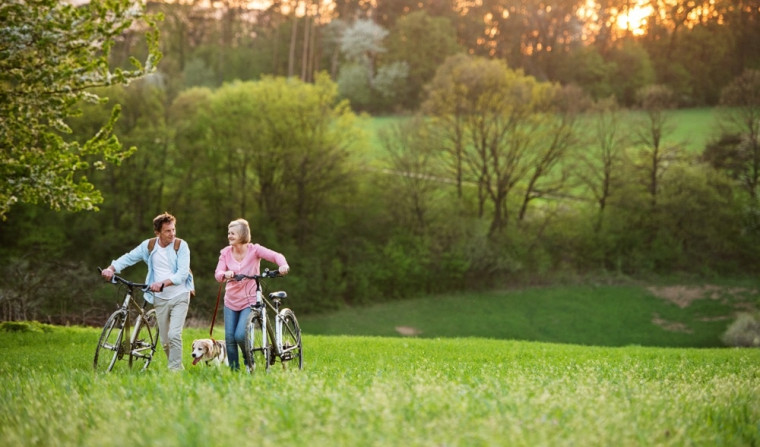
[149,281,166,292]
[101,266,116,281]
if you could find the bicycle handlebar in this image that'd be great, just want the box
[231,268,281,282]
[98,267,156,292]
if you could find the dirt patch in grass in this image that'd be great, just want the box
[651,313,693,333]
[647,285,758,332]
[395,326,422,336]
[647,285,757,309]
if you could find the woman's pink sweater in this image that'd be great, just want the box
[214,243,288,311]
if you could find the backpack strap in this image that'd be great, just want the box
[147,237,158,252]
[148,237,182,253]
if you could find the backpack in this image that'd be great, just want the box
[148,237,195,297]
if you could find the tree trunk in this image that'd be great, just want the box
[288,0,299,78]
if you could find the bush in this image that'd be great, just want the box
[0,321,54,333]
[721,313,760,347]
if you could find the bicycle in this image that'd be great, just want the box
[93,268,158,373]
[232,269,302,373]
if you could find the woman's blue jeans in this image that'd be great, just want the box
[224,306,251,371]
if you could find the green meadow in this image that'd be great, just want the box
[2,280,759,446]
[299,281,757,348]
[365,107,721,162]
[0,108,753,446]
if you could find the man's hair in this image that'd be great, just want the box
[229,218,251,244]
[153,212,176,233]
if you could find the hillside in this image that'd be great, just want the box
[299,281,759,348]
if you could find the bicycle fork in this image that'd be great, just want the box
[129,313,147,359]
[117,294,133,359]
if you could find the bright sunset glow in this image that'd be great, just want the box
[617,1,653,36]
[577,0,658,41]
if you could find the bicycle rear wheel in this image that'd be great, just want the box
[280,308,302,370]
[129,308,157,371]
[94,311,127,372]
[244,310,269,373]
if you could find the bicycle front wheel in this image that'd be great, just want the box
[94,311,127,373]
[129,308,157,371]
[280,308,302,370]
[244,310,268,373]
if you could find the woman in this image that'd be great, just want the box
[214,218,289,371]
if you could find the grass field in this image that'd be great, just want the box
[2,279,759,446]
[364,107,722,160]
[0,325,758,447]
[300,281,759,348]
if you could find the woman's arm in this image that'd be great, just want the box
[214,247,231,282]
[254,244,289,274]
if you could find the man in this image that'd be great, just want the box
[101,212,194,371]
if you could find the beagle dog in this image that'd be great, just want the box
[190,339,228,367]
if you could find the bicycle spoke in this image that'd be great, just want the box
[129,308,157,371]
[279,308,302,370]
[244,310,268,373]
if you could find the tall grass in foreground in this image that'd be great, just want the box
[1,326,758,446]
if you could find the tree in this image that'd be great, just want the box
[607,39,655,106]
[66,78,169,247]
[336,19,408,112]
[377,115,442,235]
[0,0,161,220]
[424,54,578,235]
[714,69,760,201]
[383,10,461,110]
[631,84,680,210]
[554,45,616,101]
[421,54,470,198]
[575,97,630,231]
[188,74,362,244]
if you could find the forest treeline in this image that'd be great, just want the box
[107,0,760,113]
[2,0,760,325]
[2,66,760,325]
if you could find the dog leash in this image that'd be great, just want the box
[209,281,224,338]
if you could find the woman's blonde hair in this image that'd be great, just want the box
[229,218,251,244]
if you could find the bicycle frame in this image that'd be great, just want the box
[252,277,283,360]
[127,297,155,363]
[94,269,157,372]
[257,292,284,359]
[235,269,302,371]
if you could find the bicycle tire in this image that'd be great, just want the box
[93,311,126,372]
[244,309,269,373]
[279,308,302,370]
[129,308,157,371]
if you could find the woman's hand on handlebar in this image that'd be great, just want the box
[231,268,285,282]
